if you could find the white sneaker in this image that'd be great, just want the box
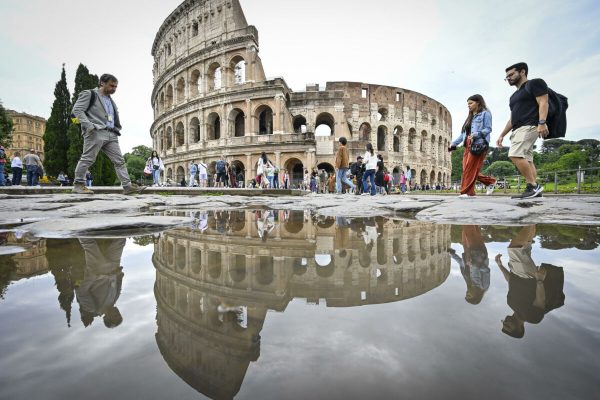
[486,185,495,196]
[458,194,470,198]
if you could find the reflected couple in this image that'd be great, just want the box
[450,225,490,305]
[495,225,565,339]
[451,224,566,339]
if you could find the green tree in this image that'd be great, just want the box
[124,153,147,183]
[0,100,14,149]
[484,161,517,178]
[486,146,510,164]
[67,64,98,177]
[450,147,464,182]
[43,65,71,176]
[130,145,152,160]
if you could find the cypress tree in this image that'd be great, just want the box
[43,65,71,176]
[0,99,14,149]
[67,64,98,177]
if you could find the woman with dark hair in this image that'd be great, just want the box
[257,152,273,188]
[449,94,496,197]
[147,150,164,187]
[450,226,490,305]
[362,143,377,196]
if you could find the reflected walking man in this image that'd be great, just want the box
[75,238,126,328]
[450,225,490,305]
[495,225,565,338]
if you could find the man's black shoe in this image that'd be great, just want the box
[513,183,543,200]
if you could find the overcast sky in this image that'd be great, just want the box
[1,0,598,153]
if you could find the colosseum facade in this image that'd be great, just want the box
[151,0,452,187]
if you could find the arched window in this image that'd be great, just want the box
[420,130,428,152]
[293,115,307,133]
[166,127,173,148]
[176,122,185,147]
[359,123,371,141]
[189,117,200,143]
[377,108,388,121]
[176,77,185,104]
[377,126,387,151]
[230,108,245,137]
[256,106,273,135]
[315,112,334,136]
[393,135,400,152]
[190,70,201,97]
[230,56,246,85]
[207,112,221,140]
[208,63,222,91]
[166,84,174,109]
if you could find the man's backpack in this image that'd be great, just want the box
[216,160,226,173]
[526,82,568,139]
[70,90,97,133]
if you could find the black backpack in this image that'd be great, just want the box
[216,160,226,173]
[69,90,97,133]
[526,82,568,139]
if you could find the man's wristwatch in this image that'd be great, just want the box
[538,120,546,125]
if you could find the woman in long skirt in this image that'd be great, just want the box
[448,94,496,197]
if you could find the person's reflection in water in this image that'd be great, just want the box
[75,238,126,328]
[256,210,275,242]
[495,225,565,339]
[450,225,490,305]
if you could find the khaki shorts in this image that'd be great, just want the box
[508,125,538,162]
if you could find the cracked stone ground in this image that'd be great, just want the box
[0,193,599,239]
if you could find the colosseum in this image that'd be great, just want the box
[150,0,453,187]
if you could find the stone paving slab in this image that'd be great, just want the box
[0,192,599,238]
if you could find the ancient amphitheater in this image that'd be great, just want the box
[151,0,453,187]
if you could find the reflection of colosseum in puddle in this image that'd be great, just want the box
[153,211,450,399]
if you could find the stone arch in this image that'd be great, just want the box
[207,62,222,91]
[175,122,185,147]
[254,104,273,135]
[190,69,201,97]
[256,257,274,285]
[229,108,245,137]
[430,170,435,186]
[359,122,371,141]
[420,130,428,152]
[176,77,185,104]
[420,169,428,186]
[166,168,173,181]
[229,55,246,85]
[317,162,335,175]
[159,92,165,113]
[437,172,442,185]
[315,255,335,278]
[189,117,200,143]
[176,166,185,184]
[393,135,400,152]
[377,126,387,151]
[231,160,245,183]
[207,251,222,279]
[284,158,304,188]
[409,128,417,151]
[293,115,307,133]
[377,107,388,122]
[166,84,173,109]
[315,112,335,136]
[166,126,173,149]
[207,112,221,140]
[229,256,246,283]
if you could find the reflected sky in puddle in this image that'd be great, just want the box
[1,211,599,400]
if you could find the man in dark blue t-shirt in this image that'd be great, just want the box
[496,62,549,199]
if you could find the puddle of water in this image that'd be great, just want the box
[0,211,599,400]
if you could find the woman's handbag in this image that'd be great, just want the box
[470,134,489,156]
[143,165,152,175]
